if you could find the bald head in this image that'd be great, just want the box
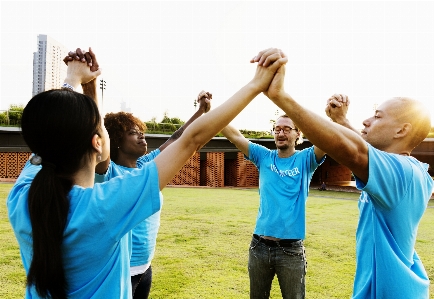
[387,97,431,148]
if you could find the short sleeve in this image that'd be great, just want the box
[361,144,412,209]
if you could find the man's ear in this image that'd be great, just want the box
[91,134,102,155]
[395,123,412,138]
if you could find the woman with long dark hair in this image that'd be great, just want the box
[7,47,287,298]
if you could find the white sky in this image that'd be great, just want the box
[1,0,434,132]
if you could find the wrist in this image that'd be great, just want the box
[63,76,81,90]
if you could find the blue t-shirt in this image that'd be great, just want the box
[7,159,162,299]
[248,143,324,239]
[95,149,161,268]
[353,144,433,299]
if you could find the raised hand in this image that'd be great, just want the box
[63,47,99,72]
[325,94,350,123]
[196,90,212,113]
[64,59,101,88]
[249,48,288,93]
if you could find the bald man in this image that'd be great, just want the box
[252,48,432,299]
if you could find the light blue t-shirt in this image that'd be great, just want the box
[248,143,324,239]
[95,149,161,268]
[7,159,162,299]
[353,144,433,299]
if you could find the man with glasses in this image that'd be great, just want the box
[221,115,326,299]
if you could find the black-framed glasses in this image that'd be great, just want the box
[274,126,297,134]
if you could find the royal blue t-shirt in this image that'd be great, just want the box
[248,143,324,239]
[7,158,162,298]
[353,144,433,299]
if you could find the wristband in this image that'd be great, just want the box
[61,82,74,91]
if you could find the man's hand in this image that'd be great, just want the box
[249,48,288,93]
[63,47,99,72]
[196,90,212,113]
[64,59,102,89]
[325,94,350,123]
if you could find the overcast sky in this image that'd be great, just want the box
[1,1,434,131]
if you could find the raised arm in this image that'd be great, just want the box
[154,48,288,190]
[265,64,369,183]
[221,125,249,156]
[158,91,212,152]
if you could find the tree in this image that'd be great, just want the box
[8,104,24,123]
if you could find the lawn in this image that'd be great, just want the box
[1,185,433,298]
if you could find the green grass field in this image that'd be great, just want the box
[1,185,433,298]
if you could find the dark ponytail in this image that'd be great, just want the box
[21,89,101,298]
[27,167,71,298]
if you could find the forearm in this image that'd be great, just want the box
[274,92,368,171]
[330,115,360,135]
[81,78,98,103]
[159,106,206,151]
[221,125,243,143]
[187,83,259,147]
[221,125,249,156]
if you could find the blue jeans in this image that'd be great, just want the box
[248,235,306,299]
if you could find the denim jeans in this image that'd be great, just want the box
[131,265,152,299]
[248,236,306,299]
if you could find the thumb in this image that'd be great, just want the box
[268,57,288,73]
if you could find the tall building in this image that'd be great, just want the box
[32,34,68,97]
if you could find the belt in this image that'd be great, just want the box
[253,234,301,247]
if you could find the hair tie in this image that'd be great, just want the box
[30,154,42,165]
[30,155,56,170]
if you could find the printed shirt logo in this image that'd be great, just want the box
[270,164,300,177]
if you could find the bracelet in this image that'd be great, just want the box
[61,82,74,91]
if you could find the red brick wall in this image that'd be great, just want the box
[200,152,225,187]
[224,152,259,187]
[0,152,31,179]
[168,152,200,186]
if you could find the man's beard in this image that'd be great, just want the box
[276,143,289,150]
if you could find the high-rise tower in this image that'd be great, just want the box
[32,34,68,96]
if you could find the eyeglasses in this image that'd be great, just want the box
[128,130,145,137]
[274,126,297,134]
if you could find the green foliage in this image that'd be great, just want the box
[0,112,8,124]
[161,111,185,125]
[239,129,273,139]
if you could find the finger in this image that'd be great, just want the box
[328,98,342,108]
[84,52,93,67]
[76,48,86,63]
[197,94,205,101]
[250,48,272,63]
[63,56,73,66]
[340,94,350,106]
[262,52,284,67]
[197,90,206,99]
[88,47,99,71]
[264,56,288,73]
[257,48,278,66]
